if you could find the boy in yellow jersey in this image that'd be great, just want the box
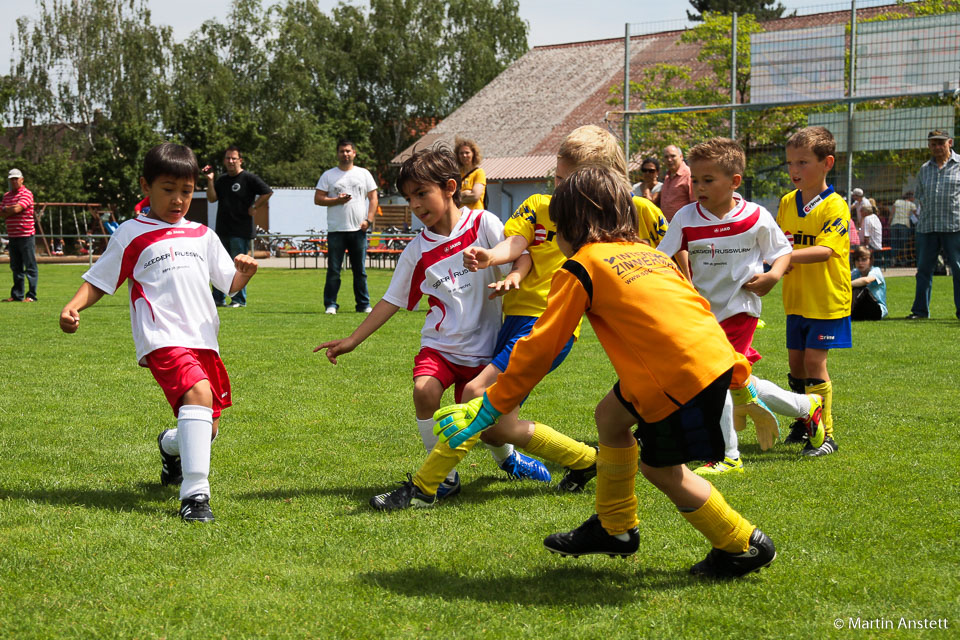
[776,126,851,457]
[434,165,775,578]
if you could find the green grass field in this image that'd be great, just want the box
[1,265,958,639]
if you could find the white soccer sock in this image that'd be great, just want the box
[721,391,739,460]
[160,429,179,456]
[417,417,438,452]
[178,405,214,500]
[484,442,514,464]
[754,377,808,419]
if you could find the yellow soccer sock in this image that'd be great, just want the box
[412,433,481,496]
[523,422,597,470]
[681,484,754,553]
[594,442,639,535]
[806,380,834,438]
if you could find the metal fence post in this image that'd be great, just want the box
[624,23,631,166]
[731,12,738,140]
[846,1,857,202]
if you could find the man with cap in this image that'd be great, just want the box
[850,187,873,228]
[909,130,960,319]
[1,168,38,302]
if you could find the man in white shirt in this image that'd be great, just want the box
[850,187,873,226]
[315,139,379,314]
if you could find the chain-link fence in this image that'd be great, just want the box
[610,1,960,269]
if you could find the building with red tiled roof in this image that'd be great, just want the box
[395,3,912,220]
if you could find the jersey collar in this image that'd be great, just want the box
[795,185,834,218]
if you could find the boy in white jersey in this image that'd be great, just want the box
[658,138,825,474]
[59,143,258,523]
[367,128,632,511]
[776,126,851,457]
[316,147,538,502]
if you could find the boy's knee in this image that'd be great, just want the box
[640,463,681,489]
[181,379,213,408]
[462,378,486,401]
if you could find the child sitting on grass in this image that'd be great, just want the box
[59,142,258,523]
[850,246,887,320]
[434,164,776,579]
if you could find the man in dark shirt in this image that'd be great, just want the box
[204,146,272,307]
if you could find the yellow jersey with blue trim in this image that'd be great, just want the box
[502,194,572,320]
[633,195,669,248]
[776,188,852,319]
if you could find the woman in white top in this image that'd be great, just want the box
[632,156,662,201]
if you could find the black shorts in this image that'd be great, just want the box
[614,368,732,468]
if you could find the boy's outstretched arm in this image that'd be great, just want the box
[463,235,529,272]
[789,245,834,265]
[313,300,400,364]
[229,254,258,295]
[743,253,791,297]
[487,253,532,298]
[59,282,106,333]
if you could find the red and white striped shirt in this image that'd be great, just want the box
[82,215,237,364]
[2,186,35,237]
[658,195,792,322]
[382,208,507,367]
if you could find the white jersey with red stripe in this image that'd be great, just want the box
[657,195,792,322]
[82,215,237,364]
[382,208,506,367]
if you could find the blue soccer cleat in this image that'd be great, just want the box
[436,471,461,500]
[499,451,551,483]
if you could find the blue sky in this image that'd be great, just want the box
[1,0,852,74]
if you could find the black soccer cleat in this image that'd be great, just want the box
[179,493,215,523]
[801,436,838,457]
[783,419,808,445]
[543,514,639,558]
[689,528,775,578]
[158,430,182,486]
[369,474,437,511]
[557,447,598,493]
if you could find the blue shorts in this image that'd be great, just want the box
[491,315,575,374]
[786,315,852,350]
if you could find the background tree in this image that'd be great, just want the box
[687,0,795,22]
[4,0,529,209]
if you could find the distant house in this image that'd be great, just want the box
[394,3,908,220]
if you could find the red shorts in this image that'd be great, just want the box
[412,347,487,403]
[719,313,761,364]
[145,347,232,418]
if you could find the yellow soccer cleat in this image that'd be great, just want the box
[731,382,780,451]
[800,394,826,449]
[693,457,745,476]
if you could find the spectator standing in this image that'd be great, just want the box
[890,192,917,266]
[315,138,379,315]
[204,147,272,308]
[850,187,873,227]
[632,156,662,201]
[658,145,694,222]
[456,136,486,212]
[1,168,38,302]
[909,130,960,320]
[861,204,883,253]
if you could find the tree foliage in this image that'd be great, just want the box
[4,0,528,210]
[687,0,795,22]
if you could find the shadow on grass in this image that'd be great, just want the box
[0,481,174,515]
[359,565,695,605]
[234,475,550,505]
